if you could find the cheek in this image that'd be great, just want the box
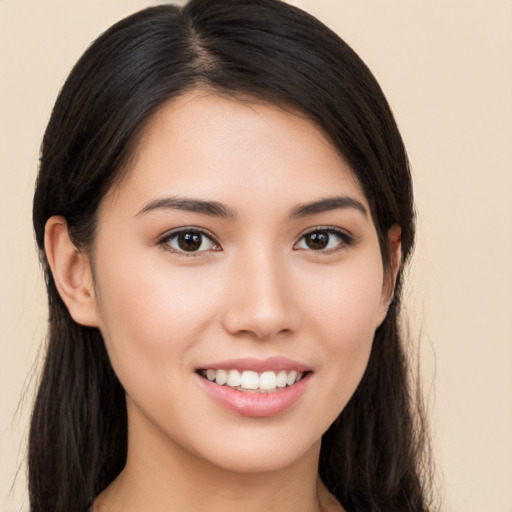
[92,258,225,437]
[299,256,384,413]
[92,251,221,379]
[304,254,385,342]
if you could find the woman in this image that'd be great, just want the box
[30,0,433,510]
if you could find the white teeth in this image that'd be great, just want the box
[276,370,287,388]
[227,369,241,387]
[202,368,305,391]
[240,370,259,389]
[259,371,277,390]
[287,370,298,386]
[216,369,228,385]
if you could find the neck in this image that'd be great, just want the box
[94,408,340,512]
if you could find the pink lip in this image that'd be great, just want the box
[196,356,311,373]
[195,358,312,417]
[198,375,310,417]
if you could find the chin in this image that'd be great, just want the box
[194,429,322,475]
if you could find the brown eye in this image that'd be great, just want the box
[295,229,352,252]
[164,229,217,253]
[177,232,202,251]
[304,231,330,250]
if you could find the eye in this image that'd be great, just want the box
[160,228,219,254]
[295,228,352,252]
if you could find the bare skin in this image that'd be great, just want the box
[93,452,344,512]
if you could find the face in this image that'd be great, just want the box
[89,91,393,474]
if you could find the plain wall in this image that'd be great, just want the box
[1,1,511,511]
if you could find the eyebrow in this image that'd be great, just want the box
[289,196,367,218]
[136,194,367,219]
[136,196,237,218]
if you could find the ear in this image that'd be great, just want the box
[376,224,402,327]
[44,216,100,327]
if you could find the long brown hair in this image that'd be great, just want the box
[30,1,433,510]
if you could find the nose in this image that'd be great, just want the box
[221,248,299,341]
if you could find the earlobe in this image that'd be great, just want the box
[377,224,402,327]
[44,216,100,327]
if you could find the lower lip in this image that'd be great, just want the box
[197,373,311,417]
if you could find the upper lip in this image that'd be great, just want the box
[196,357,312,373]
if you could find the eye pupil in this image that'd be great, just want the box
[306,231,329,250]
[177,232,202,251]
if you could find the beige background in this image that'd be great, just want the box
[1,1,511,511]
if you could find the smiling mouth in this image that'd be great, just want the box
[197,369,307,393]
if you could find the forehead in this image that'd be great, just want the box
[103,90,366,214]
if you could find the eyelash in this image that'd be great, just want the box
[157,226,354,257]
